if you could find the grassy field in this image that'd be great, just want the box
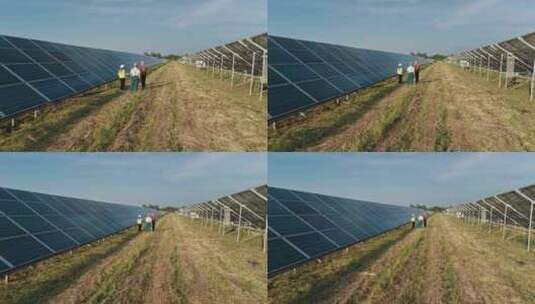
[269,214,535,304]
[269,62,535,151]
[0,214,266,304]
[0,61,266,152]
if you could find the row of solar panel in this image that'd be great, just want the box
[0,34,164,118]
[192,185,267,229]
[268,35,429,120]
[0,187,149,274]
[195,34,266,77]
[267,187,419,276]
[452,184,535,228]
[462,32,535,74]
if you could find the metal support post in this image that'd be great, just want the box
[487,55,490,81]
[529,201,534,252]
[531,61,535,102]
[488,208,493,233]
[236,205,243,242]
[220,56,223,79]
[249,52,256,96]
[503,205,508,239]
[231,54,236,88]
[499,54,503,88]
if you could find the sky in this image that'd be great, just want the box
[269,0,535,55]
[0,0,266,55]
[268,153,535,207]
[0,153,266,207]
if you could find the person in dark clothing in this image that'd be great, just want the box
[137,215,143,232]
[118,65,126,90]
[151,216,156,231]
[423,215,427,228]
[139,61,148,90]
[414,61,421,84]
[411,215,416,229]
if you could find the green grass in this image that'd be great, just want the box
[268,79,402,151]
[0,228,138,304]
[268,225,412,304]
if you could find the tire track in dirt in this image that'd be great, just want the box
[45,66,168,151]
[173,217,266,304]
[331,228,424,304]
[439,216,526,303]
[49,232,152,304]
[439,63,527,151]
[109,64,177,151]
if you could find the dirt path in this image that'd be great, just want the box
[49,214,265,304]
[1,61,266,151]
[333,215,534,303]
[277,62,535,151]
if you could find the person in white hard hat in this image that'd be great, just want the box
[411,215,416,229]
[145,215,153,232]
[118,65,126,90]
[418,214,424,228]
[406,63,415,85]
[130,63,141,93]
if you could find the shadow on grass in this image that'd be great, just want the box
[270,226,412,304]
[2,231,138,304]
[269,82,402,151]
[0,90,124,151]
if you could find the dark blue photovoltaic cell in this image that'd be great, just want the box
[0,186,152,274]
[0,34,164,118]
[34,231,77,252]
[270,216,312,236]
[268,186,419,276]
[61,75,92,91]
[0,260,8,272]
[31,78,73,100]
[0,236,53,267]
[287,232,336,256]
[268,85,315,119]
[0,217,26,238]
[0,66,20,86]
[6,64,53,81]
[10,216,56,233]
[268,35,428,120]
[268,238,306,274]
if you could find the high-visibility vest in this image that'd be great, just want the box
[118,69,126,79]
[397,67,403,75]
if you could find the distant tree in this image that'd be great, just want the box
[430,54,447,61]
[410,204,446,212]
[142,204,161,210]
[144,52,163,59]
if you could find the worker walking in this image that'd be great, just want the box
[145,215,153,232]
[418,214,424,228]
[130,63,141,92]
[411,215,416,229]
[423,215,428,228]
[406,63,415,85]
[118,65,126,90]
[414,61,421,84]
[396,63,404,84]
[151,215,156,231]
[137,215,143,232]
[139,61,148,90]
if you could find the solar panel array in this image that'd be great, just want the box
[185,185,267,230]
[268,187,419,276]
[449,184,535,228]
[190,34,266,77]
[0,186,149,274]
[0,34,164,119]
[268,36,429,120]
[460,32,535,75]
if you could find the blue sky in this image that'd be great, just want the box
[0,0,266,55]
[0,153,266,207]
[268,153,535,207]
[269,0,535,55]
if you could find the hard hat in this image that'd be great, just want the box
[120,64,125,68]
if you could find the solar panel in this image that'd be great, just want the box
[268,36,429,120]
[185,185,267,230]
[0,186,151,275]
[0,34,165,119]
[268,186,419,276]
